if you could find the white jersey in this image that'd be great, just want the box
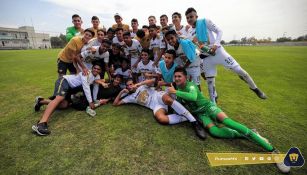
[112,36,125,46]
[130,31,137,38]
[80,46,109,69]
[171,25,189,39]
[122,85,167,114]
[88,38,102,47]
[114,67,132,89]
[124,39,142,68]
[63,72,100,103]
[186,27,196,41]
[149,36,166,60]
[136,60,156,82]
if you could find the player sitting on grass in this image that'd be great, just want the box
[32,64,102,136]
[168,67,290,173]
[112,78,206,140]
[185,7,267,103]
[96,74,123,105]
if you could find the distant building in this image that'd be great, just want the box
[0,26,51,49]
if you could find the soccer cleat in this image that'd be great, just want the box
[272,150,291,174]
[32,122,50,136]
[34,96,43,112]
[192,121,207,140]
[250,88,267,99]
[86,106,96,117]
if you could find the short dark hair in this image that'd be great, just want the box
[142,25,149,29]
[174,67,187,76]
[102,39,112,46]
[172,12,181,19]
[112,43,122,49]
[141,48,150,55]
[136,29,145,38]
[185,7,197,16]
[160,14,168,20]
[148,24,157,29]
[107,27,115,33]
[123,31,131,37]
[165,49,176,58]
[72,14,81,19]
[114,74,123,80]
[131,18,138,23]
[115,27,123,32]
[92,63,102,69]
[126,78,134,84]
[84,28,95,37]
[91,16,99,21]
[164,29,177,37]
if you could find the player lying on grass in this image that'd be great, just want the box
[32,64,102,136]
[168,67,290,173]
[112,78,206,139]
[185,7,266,103]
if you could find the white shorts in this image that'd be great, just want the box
[186,66,201,85]
[151,91,168,114]
[203,46,239,77]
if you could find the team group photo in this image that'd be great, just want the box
[0,0,306,174]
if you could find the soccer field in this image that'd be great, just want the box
[0,46,306,174]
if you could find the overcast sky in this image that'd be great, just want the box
[1,0,307,41]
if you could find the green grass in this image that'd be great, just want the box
[0,46,306,174]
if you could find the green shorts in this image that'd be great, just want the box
[198,105,223,127]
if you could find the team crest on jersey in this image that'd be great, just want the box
[137,90,149,105]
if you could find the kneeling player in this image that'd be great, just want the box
[113,78,206,139]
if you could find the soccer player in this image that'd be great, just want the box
[112,27,125,46]
[79,40,111,78]
[123,31,143,82]
[57,28,95,77]
[113,78,206,139]
[164,29,201,90]
[113,59,132,89]
[185,7,267,103]
[148,15,157,26]
[171,12,189,38]
[88,29,106,47]
[168,67,290,173]
[135,29,151,49]
[32,64,102,136]
[66,14,84,42]
[136,48,157,82]
[96,74,123,105]
[157,49,178,87]
[90,16,106,38]
[130,18,139,38]
[149,24,166,66]
[106,27,115,41]
[160,14,169,29]
[112,13,130,32]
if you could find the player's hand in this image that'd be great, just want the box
[99,99,109,105]
[121,89,129,94]
[89,47,97,54]
[210,45,218,54]
[168,83,176,94]
[82,68,89,76]
[185,25,191,32]
[132,63,138,69]
[89,102,95,109]
[102,83,109,88]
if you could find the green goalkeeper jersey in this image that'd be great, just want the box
[66,26,83,42]
[175,81,215,114]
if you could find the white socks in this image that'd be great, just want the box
[170,100,196,122]
[167,114,188,124]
